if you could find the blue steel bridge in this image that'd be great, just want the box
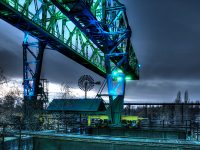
[0,0,139,125]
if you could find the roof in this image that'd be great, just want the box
[47,98,106,113]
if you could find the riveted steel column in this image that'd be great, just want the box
[23,33,46,128]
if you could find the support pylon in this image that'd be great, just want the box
[22,33,46,129]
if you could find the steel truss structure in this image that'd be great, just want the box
[0,0,139,125]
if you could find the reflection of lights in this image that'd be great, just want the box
[29,91,34,96]
[109,90,116,95]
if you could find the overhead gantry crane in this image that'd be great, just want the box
[0,0,139,125]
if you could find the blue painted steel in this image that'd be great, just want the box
[50,0,133,125]
[50,0,114,51]
[23,34,46,100]
[0,0,139,125]
[50,0,137,79]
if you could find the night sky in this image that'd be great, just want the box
[0,0,200,102]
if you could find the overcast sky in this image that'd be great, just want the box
[0,0,200,102]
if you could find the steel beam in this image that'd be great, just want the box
[0,0,140,126]
[23,33,46,126]
[0,0,105,77]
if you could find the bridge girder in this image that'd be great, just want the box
[0,0,139,125]
[0,0,106,76]
[50,0,139,125]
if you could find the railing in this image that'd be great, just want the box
[0,123,22,150]
[0,117,199,150]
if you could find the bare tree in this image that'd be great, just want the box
[175,91,182,103]
[0,67,7,84]
[60,82,74,99]
[0,81,23,123]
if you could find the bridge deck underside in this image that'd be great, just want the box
[0,2,106,78]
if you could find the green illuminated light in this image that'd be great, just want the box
[112,69,125,81]
[117,69,123,73]
[125,76,132,80]
[117,76,123,82]
[112,71,118,76]
[112,69,123,76]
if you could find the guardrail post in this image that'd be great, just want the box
[1,124,6,150]
[197,125,199,141]
[18,122,22,150]
[57,121,60,132]
[185,120,188,133]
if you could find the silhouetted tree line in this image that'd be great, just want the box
[123,91,200,125]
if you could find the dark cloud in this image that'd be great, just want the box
[0,49,22,77]
[42,49,103,84]
[122,0,200,101]
[126,80,200,102]
[124,0,200,80]
[1,0,200,102]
